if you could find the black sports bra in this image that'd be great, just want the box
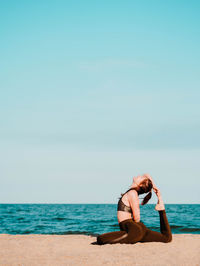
[117,188,138,213]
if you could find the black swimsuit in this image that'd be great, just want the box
[117,188,138,213]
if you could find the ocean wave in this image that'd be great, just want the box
[180,228,200,232]
[0,204,199,235]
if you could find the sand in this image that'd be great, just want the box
[0,234,199,266]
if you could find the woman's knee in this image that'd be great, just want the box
[163,233,172,243]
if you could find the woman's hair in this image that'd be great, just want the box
[139,178,153,205]
[119,178,153,205]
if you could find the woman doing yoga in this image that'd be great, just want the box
[97,174,172,245]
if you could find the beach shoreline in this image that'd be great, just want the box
[0,234,199,265]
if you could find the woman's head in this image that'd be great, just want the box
[133,175,153,205]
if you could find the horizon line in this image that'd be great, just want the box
[0,203,199,205]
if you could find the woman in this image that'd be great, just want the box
[97,174,172,245]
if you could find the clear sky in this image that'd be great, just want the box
[0,0,199,203]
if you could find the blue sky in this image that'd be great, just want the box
[0,0,199,203]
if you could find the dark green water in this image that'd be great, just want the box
[0,204,199,235]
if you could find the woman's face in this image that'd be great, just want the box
[133,175,146,186]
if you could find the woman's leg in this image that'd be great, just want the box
[118,220,147,244]
[97,219,146,245]
[140,210,172,243]
[97,230,128,245]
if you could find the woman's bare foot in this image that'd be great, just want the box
[155,198,165,211]
[154,188,165,211]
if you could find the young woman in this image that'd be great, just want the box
[97,174,172,245]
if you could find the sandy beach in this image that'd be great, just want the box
[0,234,199,266]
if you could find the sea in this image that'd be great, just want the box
[0,204,199,236]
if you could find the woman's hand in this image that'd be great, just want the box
[143,173,158,191]
[153,187,161,198]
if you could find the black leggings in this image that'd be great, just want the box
[97,210,172,245]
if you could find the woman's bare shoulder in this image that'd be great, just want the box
[127,189,139,201]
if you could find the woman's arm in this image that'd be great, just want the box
[127,190,140,222]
